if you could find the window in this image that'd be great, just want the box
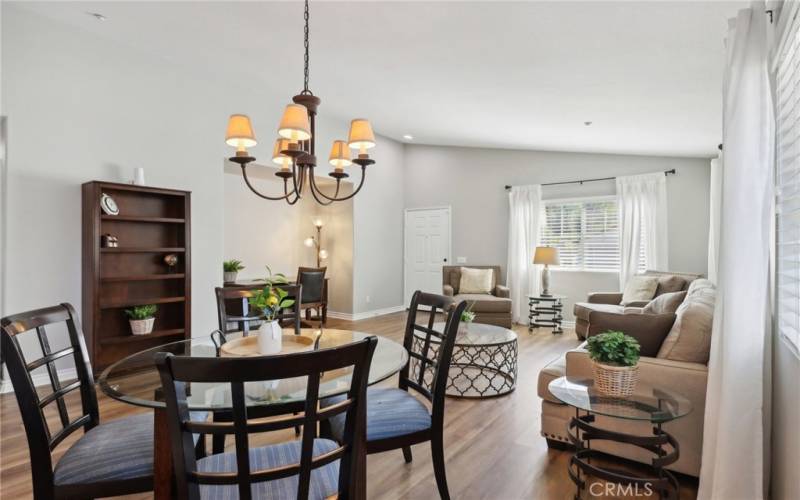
[540,196,645,272]
[775,4,800,354]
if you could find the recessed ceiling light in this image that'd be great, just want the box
[403,134,413,141]
[584,121,593,126]
[86,12,108,21]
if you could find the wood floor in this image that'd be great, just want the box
[1,312,698,499]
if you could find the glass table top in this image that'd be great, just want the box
[414,322,517,346]
[98,328,408,411]
[547,376,692,423]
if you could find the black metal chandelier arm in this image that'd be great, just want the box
[307,171,344,202]
[239,165,294,201]
[283,177,302,205]
[316,165,367,202]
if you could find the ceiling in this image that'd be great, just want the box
[15,1,746,158]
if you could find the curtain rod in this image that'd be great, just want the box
[503,169,676,190]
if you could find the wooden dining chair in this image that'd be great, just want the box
[0,303,157,499]
[322,291,467,500]
[155,336,377,500]
[215,284,302,336]
[296,266,327,326]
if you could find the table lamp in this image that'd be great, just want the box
[533,246,560,297]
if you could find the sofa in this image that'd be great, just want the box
[442,265,512,328]
[573,270,702,339]
[538,278,716,477]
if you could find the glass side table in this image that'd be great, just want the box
[528,294,566,334]
[548,376,692,500]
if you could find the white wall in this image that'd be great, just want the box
[771,341,800,499]
[403,144,711,321]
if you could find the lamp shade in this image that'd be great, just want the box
[303,237,315,248]
[533,246,560,265]
[225,114,257,149]
[328,140,352,169]
[278,104,311,141]
[271,138,294,168]
[347,119,376,150]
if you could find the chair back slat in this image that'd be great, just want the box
[400,291,466,411]
[0,303,99,498]
[216,284,302,336]
[156,336,377,500]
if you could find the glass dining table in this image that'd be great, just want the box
[98,328,408,499]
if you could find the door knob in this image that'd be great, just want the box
[443,258,448,262]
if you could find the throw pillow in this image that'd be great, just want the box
[657,284,716,363]
[620,275,659,306]
[587,312,676,357]
[655,275,687,296]
[458,267,494,294]
[643,291,687,315]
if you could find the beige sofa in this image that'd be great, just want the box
[539,278,716,477]
[573,270,702,340]
[442,265,512,328]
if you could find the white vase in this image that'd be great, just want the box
[223,271,238,283]
[133,167,146,186]
[258,320,282,355]
[130,317,155,335]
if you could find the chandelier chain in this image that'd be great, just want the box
[302,0,311,94]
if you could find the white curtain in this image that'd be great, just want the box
[616,173,669,289]
[507,185,541,324]
[698,4,774,499]
[707,154,723,284]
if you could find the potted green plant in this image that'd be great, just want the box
[125,304,157,336]
[248,266,295,354]
[223,259,245,283]
[586,331,641,397]
[460,301,476,325]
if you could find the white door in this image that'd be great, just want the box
[404,207,451,307]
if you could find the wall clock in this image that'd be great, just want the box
[100,193,119,215]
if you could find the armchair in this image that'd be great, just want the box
[442,265,512,328]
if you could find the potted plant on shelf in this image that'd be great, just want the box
[125,304,157,336]
[248,266,294,354]
[586,331,641,397]
[223,260,245,283]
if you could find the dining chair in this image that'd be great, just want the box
[215,284,302,336]
[155,336,377,500]
[0,303,157,499]
[296,266,327,326]
[323,291,467,500]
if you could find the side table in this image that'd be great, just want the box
[547,377,692,500]
[528,294,566,334]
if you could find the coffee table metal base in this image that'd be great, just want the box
[567,411,680,500]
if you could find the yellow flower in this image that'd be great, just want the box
[266,294,279,307]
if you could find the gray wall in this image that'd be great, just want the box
[403,144,711,320]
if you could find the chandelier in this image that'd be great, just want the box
[223,0,376,205]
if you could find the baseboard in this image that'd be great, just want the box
[327,305,406,322]
[0,367,78,394]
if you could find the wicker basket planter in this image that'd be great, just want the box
[129,317,155,336]
[592,361,639,397]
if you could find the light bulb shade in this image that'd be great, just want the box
[318,249,329,259]
[225,114,257,148]
[312,216,325,228]
[328,140,352,168]
[272,138,294,167]
[533,246,560,265]
[278,104,311,141]
[347,119,376,150]
[303,237,315,248]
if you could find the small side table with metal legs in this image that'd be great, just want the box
[528,294,566,334]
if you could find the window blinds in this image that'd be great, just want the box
[776,5,800,353]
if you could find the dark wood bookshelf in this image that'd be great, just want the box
[82,181,191,376]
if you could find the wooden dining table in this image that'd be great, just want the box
[97,328,408,499]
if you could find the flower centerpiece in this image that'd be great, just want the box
[586,331,641,397]
[125,304,157,335]
[460,301,476,324]
[223,259,245,283]
[248,266,295,354]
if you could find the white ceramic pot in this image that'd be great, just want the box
[130,317,155,335]
[223,271,238,283]
[258,320,283,355]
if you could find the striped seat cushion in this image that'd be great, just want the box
[329,387,431,442]
[53,412,154,486]
[54,411,209,486]
[197,439,340,500]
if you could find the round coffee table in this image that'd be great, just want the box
[548,376,692,500]
[411,322,518,398]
